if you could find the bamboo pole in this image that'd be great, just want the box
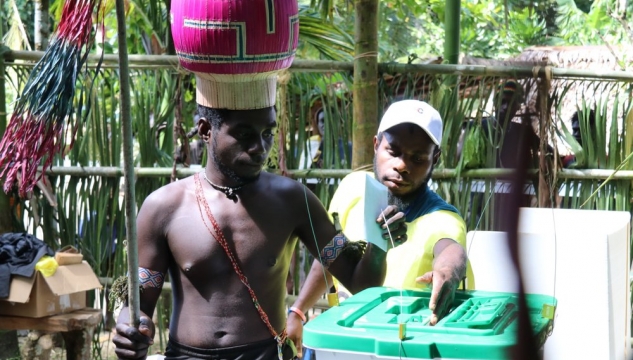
[377,63,633,82]
[352,0,379,169]
[0,0,14,229]
[0,8,14,232]
[114,0,141,328]
[42,166,354,179]
[0,17,21,360]
[5,50,353,71]
[444,0,460,65]
[8,51,633,81]
[5,50,180,67]
[42,166,633,181]
[0,22,6,136]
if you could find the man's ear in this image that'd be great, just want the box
[198,117,212,142]
[433,147,441,165]
[373,135,379,153]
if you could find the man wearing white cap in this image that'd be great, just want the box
[287,100,472,355]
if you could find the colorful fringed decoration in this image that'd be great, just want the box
[0,0,97,196]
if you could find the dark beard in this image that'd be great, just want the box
[211,134,260,185]
[387,192,411,211]
[374,157,434,212]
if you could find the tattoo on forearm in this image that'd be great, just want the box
[139,267,165,289]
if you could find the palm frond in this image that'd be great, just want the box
[298,6,354,61]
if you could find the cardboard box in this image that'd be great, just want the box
[0,261,102,318]
[54,252,83,265]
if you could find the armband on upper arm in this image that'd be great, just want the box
[109,268,165,307]
[319,232,367,269]
[139,267,165,289]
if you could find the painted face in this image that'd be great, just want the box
[373,123,439,198]
[210,107,277,182]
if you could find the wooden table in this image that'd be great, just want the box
[0,308,102,360]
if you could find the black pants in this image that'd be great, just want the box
[164,337,296,360]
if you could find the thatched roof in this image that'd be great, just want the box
[464,47,632,156]
[465,46,631,70]
[461,56,544,67]
[515,47,631,155]
[511,45,631,71]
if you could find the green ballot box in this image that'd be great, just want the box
[303,287,555,359]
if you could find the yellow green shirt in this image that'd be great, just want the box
[329,171,474,290]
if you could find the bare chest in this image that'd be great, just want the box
[165,198,297,281]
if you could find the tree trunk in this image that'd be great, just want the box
[34,0,50,51]
[352,0,379,169]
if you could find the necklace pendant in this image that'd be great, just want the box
[227,192,238,202]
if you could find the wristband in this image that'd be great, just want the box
[288,307,307,324]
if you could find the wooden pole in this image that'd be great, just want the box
[352,0,379,169]
[114,0,140,327]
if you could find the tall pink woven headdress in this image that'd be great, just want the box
[171,0,299,110]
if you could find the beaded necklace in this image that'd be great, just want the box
[194,173,286,359]
[201,171,242,201]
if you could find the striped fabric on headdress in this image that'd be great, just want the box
[170,0,299,110]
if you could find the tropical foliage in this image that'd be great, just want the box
[6,0,633,62]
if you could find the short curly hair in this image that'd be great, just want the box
[197,104,230,132]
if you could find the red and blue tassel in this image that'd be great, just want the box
[0,0,98,196]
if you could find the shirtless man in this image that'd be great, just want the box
[112,105,403,359]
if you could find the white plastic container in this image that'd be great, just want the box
[466,207,631,360]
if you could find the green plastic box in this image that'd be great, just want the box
[303,287,555,359]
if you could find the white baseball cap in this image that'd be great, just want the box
[377,100,443,146]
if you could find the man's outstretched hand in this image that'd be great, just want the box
[416,267,460,326]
